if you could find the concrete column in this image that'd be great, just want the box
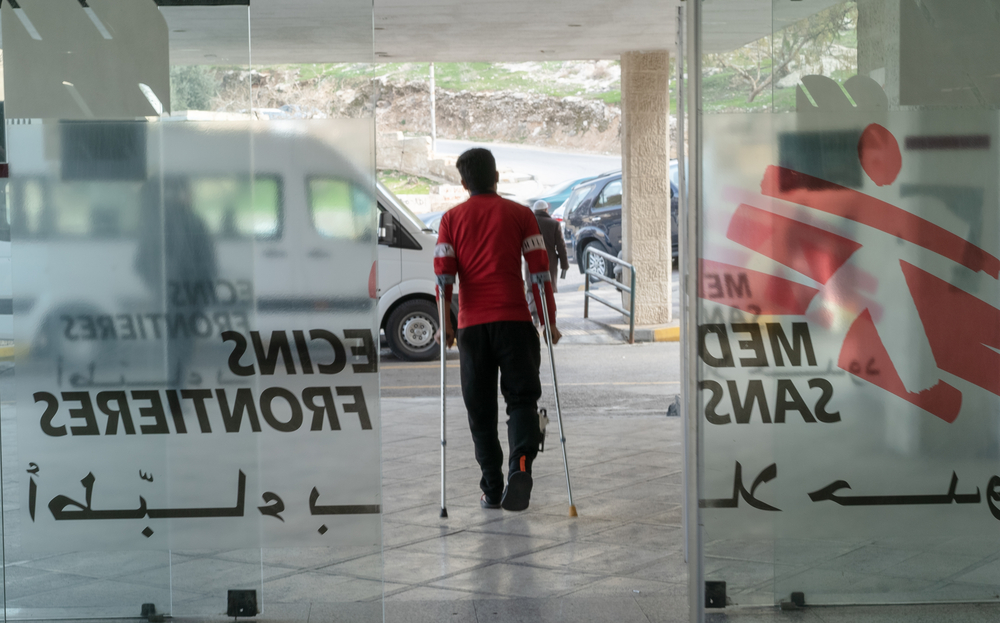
[620,50,671,325]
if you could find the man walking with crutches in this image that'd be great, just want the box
[435,148,560,512]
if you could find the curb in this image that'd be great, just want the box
[633,325,680,343]
[602,323,680,343]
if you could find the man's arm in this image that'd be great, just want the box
[522,214,560,344]
[433,216,457,347]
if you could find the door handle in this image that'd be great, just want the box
[263,249,286,258]
[308,249,331,259]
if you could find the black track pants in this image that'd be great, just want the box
[457,321,542,500]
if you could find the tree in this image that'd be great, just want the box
[708,4,856,103]
[170,65,219,112]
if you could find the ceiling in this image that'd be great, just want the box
[0,0,845,66]
[160,0,842,65]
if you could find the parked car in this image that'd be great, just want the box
[561,170,678,279]
[524,170,617,211]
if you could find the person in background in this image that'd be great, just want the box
[530,199,569,291]
[434,148,560,512]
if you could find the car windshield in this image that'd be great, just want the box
[378,182,431,232]
[548,176,587,196]
[562,184,592,217]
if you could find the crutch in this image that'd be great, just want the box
[438,288,449,519]
[532,275,577,517]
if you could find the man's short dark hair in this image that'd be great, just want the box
[456,148,497,194]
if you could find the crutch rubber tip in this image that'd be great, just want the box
[440,508,448,518]
[568,505,578,518]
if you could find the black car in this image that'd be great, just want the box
[561,171,679,278]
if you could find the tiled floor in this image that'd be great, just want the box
[0,394,690,622]
[4,274,1000,620]
[4,395,1000,621]
[378,396,688,620]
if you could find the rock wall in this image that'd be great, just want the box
[376,133,461,184]
[216,71,626,155]
[215,70,690,176]
[375,81,623,155]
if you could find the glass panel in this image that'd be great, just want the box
[698,0,778,608]
[2,0,379,620]
[699,0,1000,610]
[0,1,209,617]
[3,0,170,120]
[250,5,380,622]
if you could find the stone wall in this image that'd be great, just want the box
[376,132,460,184]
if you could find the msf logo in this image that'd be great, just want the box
[702,123,1000,424]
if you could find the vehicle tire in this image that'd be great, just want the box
[385,299,439,362]
[583,241,613,283]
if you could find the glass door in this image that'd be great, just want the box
[1,1,382,619]
[695,0,1000,611]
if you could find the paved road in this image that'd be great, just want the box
[434,139,621,188]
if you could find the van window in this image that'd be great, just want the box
[378,183,429,233]
[14,179,143,238]
[309,178,373,241]
[9,176,282,240]
[191,176,282,240]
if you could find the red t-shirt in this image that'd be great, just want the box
[434,193,556,329]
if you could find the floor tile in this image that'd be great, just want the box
[396,531,561,561]
[511,540,670,576]
[384,597,480,622]
[429,563,598,598]
[581,521,684,551]
[471,595,652,623]
[329,549,483,585]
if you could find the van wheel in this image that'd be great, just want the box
[386,299,439,362]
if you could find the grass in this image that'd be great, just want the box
[278,59,860,117]
[591,91,622,105]
[281,61,624,104]
[700,67,856,114]
[379,170,436,195]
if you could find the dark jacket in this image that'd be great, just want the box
[534,208,569,287]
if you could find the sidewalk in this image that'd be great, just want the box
[552,267,680,346]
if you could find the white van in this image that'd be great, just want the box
[0,121,450,369]
[376,185,455,361]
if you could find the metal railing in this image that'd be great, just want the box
[583,246,637,344]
